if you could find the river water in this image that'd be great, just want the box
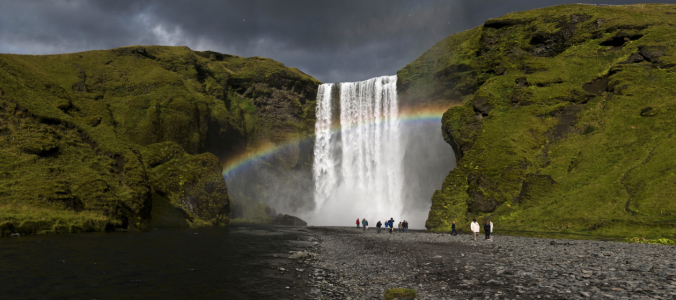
[0,225,314,299]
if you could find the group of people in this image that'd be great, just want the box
[464,219,493,241]
[356,218,409,233]
[356,218,493,240]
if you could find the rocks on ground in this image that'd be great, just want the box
[282,227,676,300]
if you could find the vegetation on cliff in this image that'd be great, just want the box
[397,4,676,238]
[0,46,319,235]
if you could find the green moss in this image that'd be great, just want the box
[407,4,676,240]
[0,45,320,235]
[383,288,417,300]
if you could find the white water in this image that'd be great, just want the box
[309,75,408,227]
[312,83,335,209]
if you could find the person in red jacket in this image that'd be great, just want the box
[356,218,360,228]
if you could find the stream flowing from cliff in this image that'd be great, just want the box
[312,75,407,226]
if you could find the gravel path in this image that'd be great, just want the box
[297,227,676,300]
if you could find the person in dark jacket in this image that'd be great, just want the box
[451,221,458,236]
[484,221,491,240]
[403,220,408,233]
[376,221,382,233]
[388,218,394,233]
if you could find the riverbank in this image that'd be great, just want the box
[301,227,676,300]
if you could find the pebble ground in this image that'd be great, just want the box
[289,227,676,300]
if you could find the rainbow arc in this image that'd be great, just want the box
[222,105,451,177]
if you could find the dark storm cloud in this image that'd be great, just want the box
[1,0,674,82]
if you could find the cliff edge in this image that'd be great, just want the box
[398,4,676,238]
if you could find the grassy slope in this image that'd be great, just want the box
[397,4,676,239]
[0,46,319,235]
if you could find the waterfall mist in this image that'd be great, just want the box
[308,75,455,229]
[224,75,455,229]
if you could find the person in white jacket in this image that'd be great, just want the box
[470,219,480,241]
[490,221,494,241]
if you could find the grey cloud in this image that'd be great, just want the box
[1,0,674,82]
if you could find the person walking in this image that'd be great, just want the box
[364,219,368,231]
[489,220,494,241]
[388,218,394,234]
[470,219,480,241]
[384,219,389,230]
[376,221,382,233]
[398,221,403,232]
[484,221,491,240]
[403,220,409,233]
[356,218,360,229]
[451,221,458,236]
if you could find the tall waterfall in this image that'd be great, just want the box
[311,75,405,225]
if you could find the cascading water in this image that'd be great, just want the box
[310,75,406,226]
[313,83,335,209]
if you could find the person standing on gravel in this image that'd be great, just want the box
[471,219,480,241]
[356,218,360,228]
[403,220,409,233]
[376,221,382,233]
[398,221,403,232]
[489,220,494,241]
[363,219,368,231]
[484,221,491,240]
[388,218,394,234]
[451,221,458,236]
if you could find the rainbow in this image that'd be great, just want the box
[221,105,453,177]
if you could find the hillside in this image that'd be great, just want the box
[0,46,319,235]
[397,4,676,238]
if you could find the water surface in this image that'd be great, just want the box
[0,225,312,299]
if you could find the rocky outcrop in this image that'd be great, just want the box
[273,214,307,226]
[397,4,676,237]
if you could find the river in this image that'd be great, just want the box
[0,225,314,299]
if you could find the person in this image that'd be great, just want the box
[356,218,360,228]
[364,219,369,231]
[398,221,403,232]
[484,221,491,240]
[451,221,458,236]
[362,218,366,231]
[490,220,494,241]
[470,219,480,241]
[403,220,409,233]
[376,221,382,233]
[384,220,389,230]
[389,218,394,234]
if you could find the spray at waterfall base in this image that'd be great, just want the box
[223,75,455,229]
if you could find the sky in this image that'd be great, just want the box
[1,0,674,83]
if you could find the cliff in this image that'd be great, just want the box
[0,46,319,235]
[398,4,676,238]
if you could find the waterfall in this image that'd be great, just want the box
[311,75,404,225]
[313,83,335,209]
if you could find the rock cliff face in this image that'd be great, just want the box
[398,4,676,238]
[0,46,319,235]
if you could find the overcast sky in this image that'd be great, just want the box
[1,0,674,83]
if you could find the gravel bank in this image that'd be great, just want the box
[297,227,676,300]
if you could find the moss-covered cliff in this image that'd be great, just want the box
[0,46,319,235]
[398,4,676,238]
